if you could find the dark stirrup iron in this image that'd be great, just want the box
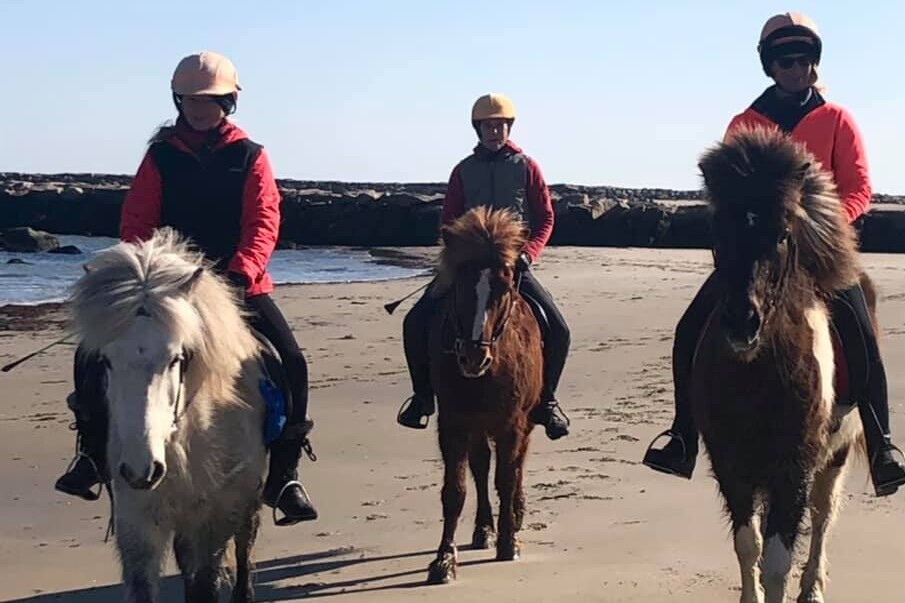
[642,430,693,479]
[397,396,430,429]
[872,443,905,497]
[272,481,315,527]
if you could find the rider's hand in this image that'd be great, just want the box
[516,252,532,273]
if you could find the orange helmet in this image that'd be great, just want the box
[471,93,516,122]
[757,13,822,75]
[171,51,241,97]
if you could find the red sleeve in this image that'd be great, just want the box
[227,148,281,285]
[120,151,162,242]
[831,109,872,223]
[723,115,745,142]
[441,164,465,226]
[522,158,554,262]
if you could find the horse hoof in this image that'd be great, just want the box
[797,592,824,603]
[426,553,457,585]
[471,526,496,550]
[495,539,521,561]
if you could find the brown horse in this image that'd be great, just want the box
[424,207,543,585]
[693,127,868,603]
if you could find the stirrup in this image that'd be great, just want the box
[271,480,315,526]
[872,442,905,497]
[547,401,571,427]
[57,432,104,501]
[642,430,694,479]
[397,396,430,429]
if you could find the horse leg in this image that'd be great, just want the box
[512,432,530,533]
[426,424,469,585]
[716,478,764,603]
[494,429,522,561]
[116,514,169,603]
[230,503,261,603]
[798,448,850,603]
[762,481,808,603]
[469,432,495,550]
[182,521,235,603]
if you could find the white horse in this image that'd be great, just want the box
[69,228,268,603]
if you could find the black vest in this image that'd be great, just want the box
[153,139,262,270]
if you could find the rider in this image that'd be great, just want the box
[54,51,319,524]
[643,13,905,497]
[396,93,571,439]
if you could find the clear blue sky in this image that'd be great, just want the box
[2,1,903,193]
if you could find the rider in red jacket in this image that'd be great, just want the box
[643,13,905,497]
[55,52,318,525]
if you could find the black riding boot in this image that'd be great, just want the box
[833,284,905,497]
[55,348,108,500]
[398,288,437,429]
[520,270,571,440]
[263,419,318,525]
[642,274,718,479]
[55,395,107,500]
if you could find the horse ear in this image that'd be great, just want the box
[179,267,205,295]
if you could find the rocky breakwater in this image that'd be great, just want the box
[1,173,903,252]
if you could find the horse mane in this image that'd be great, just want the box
[432,207,527,296]
[700,126,861,294]
[68,227,260,405]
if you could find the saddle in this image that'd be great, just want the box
[251,329,294,445]
[520,291,551,339]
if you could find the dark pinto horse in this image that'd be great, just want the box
[424,207,543,585]
[693,127,869,603]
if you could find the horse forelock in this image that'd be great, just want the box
[701,126,860,294]
[433,207,526,296]
[69,228,260,405]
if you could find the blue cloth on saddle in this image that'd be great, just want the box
[260,378,287,445]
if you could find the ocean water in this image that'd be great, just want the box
[0,236,428,306]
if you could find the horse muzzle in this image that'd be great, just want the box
[720,305,762,355]
[119,460,167,491]
[455,340,493,378]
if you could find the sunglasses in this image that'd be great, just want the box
[775,56,815,70]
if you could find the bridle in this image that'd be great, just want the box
[447,269,522,357]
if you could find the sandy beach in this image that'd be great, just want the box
[1,246,903,602]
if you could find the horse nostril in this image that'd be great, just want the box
[150,461,166,485]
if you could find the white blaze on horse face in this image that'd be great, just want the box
[103,318,184,485]
[471,269,492,341]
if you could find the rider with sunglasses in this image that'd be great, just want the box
[643,12,905,497]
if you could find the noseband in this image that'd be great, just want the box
[447,270,522,356]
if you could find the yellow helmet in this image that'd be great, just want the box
[471,93,516,122]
